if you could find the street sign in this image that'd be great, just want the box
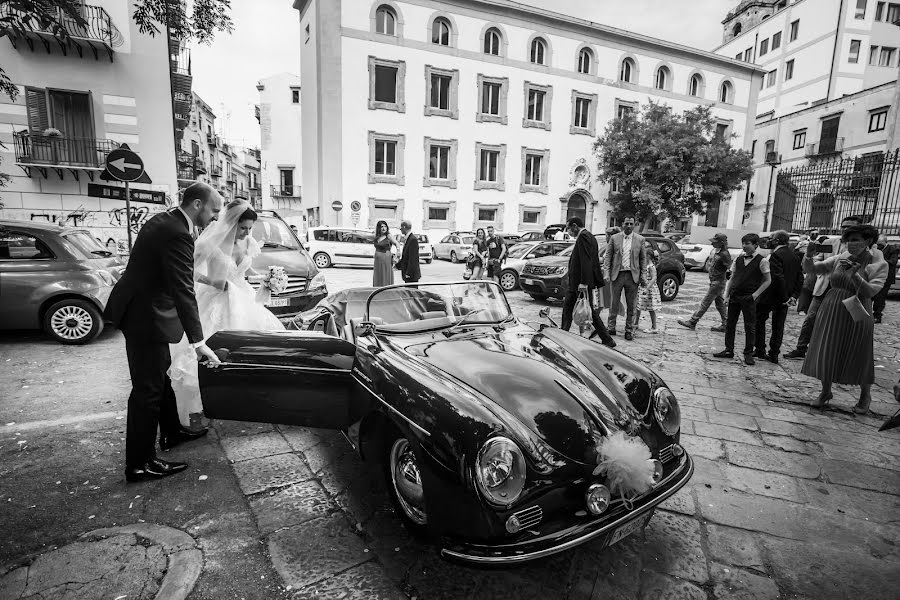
[331,200,343,212]
[105,147,145,183]
[350,201,362,212]
[350,211,360,225]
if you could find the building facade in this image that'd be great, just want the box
[0,0,179,250]
[292,0,762,237]
[257,72,303,229]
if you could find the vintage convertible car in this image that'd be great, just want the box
[198,282,693,564]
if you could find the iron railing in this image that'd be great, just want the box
[271,185,301,197]
[13,131,117,167]
[0,3,123,48]
[211,166,222,177]
[806,138,845,157]
[771,149,900,235]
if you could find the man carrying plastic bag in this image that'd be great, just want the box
[560,217,616,348]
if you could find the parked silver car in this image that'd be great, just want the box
[497,240,573,291]
[0,220,125,344]
[433,232,475,262]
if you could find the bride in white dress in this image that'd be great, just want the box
[169,199,284,424]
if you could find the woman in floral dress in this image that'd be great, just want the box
[634,244,661,334]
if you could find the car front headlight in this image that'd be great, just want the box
[475,436,526,507]
[653,387,681,436]
[309,272,326,290]
[552,266,568,275]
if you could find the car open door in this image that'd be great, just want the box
[199,330,359,429]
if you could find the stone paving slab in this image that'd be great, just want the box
[232,452,313,495]
[250,480,338,536]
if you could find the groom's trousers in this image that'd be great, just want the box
[124,334,183,468]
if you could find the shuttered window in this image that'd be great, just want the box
[25,88,50,132]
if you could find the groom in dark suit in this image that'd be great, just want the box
[396,220,421,283]
[106,182,222,482]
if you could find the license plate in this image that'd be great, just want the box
[266,298,289,307]
[609,512,651,546]
[523,278,535,286]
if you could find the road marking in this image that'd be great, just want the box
[4,411,125,433]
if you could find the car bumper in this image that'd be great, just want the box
[440,452,693,564]
[520,275,566,297]
[266,287,328,318]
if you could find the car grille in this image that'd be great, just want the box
[511,505,542,529]
[523,265,551,276]
[658,444,677,464]
[274,275,307,296]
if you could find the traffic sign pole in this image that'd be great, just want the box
[125,181,133,251]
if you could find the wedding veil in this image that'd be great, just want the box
[193,199,258,279]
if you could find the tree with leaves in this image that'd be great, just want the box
[594,102,753,228]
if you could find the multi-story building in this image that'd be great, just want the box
[291,0,763,236]
[257,72,303,229]
[718,0,899,118]
[0,1,178,249]
[177,91,217,192]
[716,0,900,231]
[240,147,262,209]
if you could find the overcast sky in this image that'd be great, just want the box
[191,0,732,148]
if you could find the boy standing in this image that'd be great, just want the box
[714,233,771,365]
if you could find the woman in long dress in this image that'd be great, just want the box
[802,224,887,414]
[169,199,284,425]
[373,220,397,287]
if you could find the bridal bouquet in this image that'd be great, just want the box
[262,266,289,294]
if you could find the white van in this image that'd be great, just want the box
[306,226,376,268]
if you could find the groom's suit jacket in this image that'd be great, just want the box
[105,209,204,344]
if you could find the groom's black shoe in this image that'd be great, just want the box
[125,458,188,482]
[160,426,209,451]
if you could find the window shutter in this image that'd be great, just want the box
[25,88,49,133]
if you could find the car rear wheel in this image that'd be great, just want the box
[659,273,679,301]
[424,258,433,264]
[450,251,459,263]
[43,299,103,345]
[384,434,429,536]
[313,252,332,269]
[499,269,518,291]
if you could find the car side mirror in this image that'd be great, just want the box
[358,321,377,337]
[538,307,558,328]
[525,254,535,259]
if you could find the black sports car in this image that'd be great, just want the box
[198,282,693,564]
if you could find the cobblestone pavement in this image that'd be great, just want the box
[218,261,900,600]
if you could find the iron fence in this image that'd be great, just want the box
[0,3,123,48]
[13,131,118,167]
[772,150,900,236]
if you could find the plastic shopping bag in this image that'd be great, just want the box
[573,291,592,329]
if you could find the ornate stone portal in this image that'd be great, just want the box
[562,158,598,226]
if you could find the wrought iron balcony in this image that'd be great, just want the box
[271,185,302,198]
[211,166,222,177]
[0,3,123,61]
[806,138,844,157]
[13,130,118,170]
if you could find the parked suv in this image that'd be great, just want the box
[305,226,376,268]
[0,220,125,344]
[252,211,328,317]
[520,233,685,302]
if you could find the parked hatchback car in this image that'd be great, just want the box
[433,232,475,263]
[252,212,328,318]
[0,220,125,344]
[395,233,434,264]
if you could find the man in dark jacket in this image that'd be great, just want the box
[105,183,222,482]
[560,217,616,348]
[874,234,898,323]
[754,230,803,363]
[396,220,421,283]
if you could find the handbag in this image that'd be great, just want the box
[842,294,871,323]
[573,290,592,329]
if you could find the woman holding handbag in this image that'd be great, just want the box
[801,224,887,413]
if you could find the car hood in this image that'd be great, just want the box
[404,327,661,464]
[252,249,314,277]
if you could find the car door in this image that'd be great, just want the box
[0,229,58,329]
[199,330,364,428]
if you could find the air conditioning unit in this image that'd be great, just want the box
[765,152,781,165]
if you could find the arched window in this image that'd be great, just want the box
[431,17,451,46]
[619,57,635,83]
[733,22,742,36]
[484,27,501,55]
[689,74,703,97]
[375,5,396,36]
[530,37,547,65]
[577,47,593,74]
[719,80,733,103]
[655,66,669,90]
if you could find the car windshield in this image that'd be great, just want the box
[417,234,429,243]
[253,216,300,250]
[63,231,112,258]
[366,282,512,332]
[506,244,533,259]
[559,246,574,257]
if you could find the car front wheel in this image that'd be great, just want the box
[43,299,103,345]
[499,269,518,291]
[385,434,429,536]
[450,251,459,263]
[313,252,332,269]
[659,273,679,301]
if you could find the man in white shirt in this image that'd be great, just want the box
[602,216,646,340]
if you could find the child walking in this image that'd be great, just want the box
[635,245,661,334]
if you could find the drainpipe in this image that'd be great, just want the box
[164,4,180,203]
[826,0,846,101]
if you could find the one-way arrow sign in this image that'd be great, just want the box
[105,146,145,182]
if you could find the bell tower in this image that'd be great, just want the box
[722,0,785,44]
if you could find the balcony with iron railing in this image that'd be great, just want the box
[13,130,118,170]
[271,185,302,198]
[211,166,222,177]
[0,3,123,61]
[806,138,845,157]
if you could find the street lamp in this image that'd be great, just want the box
[762,150,781,230]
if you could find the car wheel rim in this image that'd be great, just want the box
[663,279,677,297]
[451,252,458,263]
[390,438,427,525]
[50,305,93,340]
[500,272,516,290]
[314,254,329,268]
